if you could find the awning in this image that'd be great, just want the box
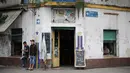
[0,10,22,32]
[104,30,116,41]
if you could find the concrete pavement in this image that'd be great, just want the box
[0,66,130,73]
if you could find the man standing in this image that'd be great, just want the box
[28,39,37,70]
[21,41,29,68]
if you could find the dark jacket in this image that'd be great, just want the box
[30,44,37,56]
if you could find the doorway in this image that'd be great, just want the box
[11,28,22,56]
[60,30,74,66]
[52,27,75,67]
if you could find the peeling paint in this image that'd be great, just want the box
[126,48,130,57]
[0,35,11,57]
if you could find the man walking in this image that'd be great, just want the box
[21,41,29,68]
[28,39,37,71]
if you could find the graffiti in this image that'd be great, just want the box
[52,8,75,23]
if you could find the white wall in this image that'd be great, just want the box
[34,7,85,59]
[2,7,130,59]
[21,7,130,60]
[85,0,130,7]
[0,35,11,57]
[22,10,35,45]
[85,8,130,59]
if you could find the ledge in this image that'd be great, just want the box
[86,4,130,12]
[27,2,130,12]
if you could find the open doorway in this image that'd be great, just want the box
[52,27,75,67]
[11,28,22,56]
[60,30,74,66]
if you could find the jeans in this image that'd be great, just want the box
[21,57,27,67]
[30,56,36,65]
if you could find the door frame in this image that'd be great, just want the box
[52,30,60,67]
[51,27,75,67]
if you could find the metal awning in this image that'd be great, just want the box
[0,10,22,32]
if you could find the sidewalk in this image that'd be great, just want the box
[0,66,130,73]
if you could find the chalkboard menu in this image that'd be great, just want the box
[42,33,50,53]
[75,50,86,67]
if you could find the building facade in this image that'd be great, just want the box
[0,0,130,68]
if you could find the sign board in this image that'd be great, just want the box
[75,34,86,68]
[75,50,85,67]
[36,19,40,24]
[52,8,75,23]
[86,11,98,17]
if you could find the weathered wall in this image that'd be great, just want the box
[22,7,84,59]
[21,7,130,60]
[84,8,130,59]
[1,6,130,59]
[0,14,22,57]
[21,7,85,59]
[0,35,11,57]
[85,0,130,7]
[0,0,21,8]
[22,10,35,45]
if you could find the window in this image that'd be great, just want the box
[103,30,117,56]
[11,28,22,56]
[42,33,51,53]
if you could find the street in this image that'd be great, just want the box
[0,66,130,73]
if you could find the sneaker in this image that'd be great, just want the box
[30,68,34,71]
[26,68,30,70]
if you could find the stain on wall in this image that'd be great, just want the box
[126,48,130,57]
[0,34,11,57]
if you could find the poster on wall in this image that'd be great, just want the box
[52,8,76,23]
